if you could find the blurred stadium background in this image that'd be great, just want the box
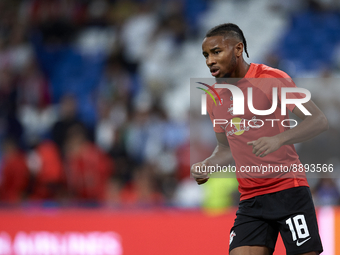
[0,0,340,254]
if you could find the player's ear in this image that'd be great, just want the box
[235,42,243,58]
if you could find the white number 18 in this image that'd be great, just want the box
[286,214,310,241]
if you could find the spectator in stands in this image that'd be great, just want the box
[51,94,87,156]
[0,68,23,146]
[97,55,134,104]
[18,59,56,147]
[0,138,29,203]
[64,124,113,204]
[26,140,65,201]
[120,163,163,205]
[95,100,116,153]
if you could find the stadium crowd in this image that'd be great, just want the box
[0,0,339,208]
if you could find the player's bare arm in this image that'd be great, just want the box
[247,100,328,157]
[191,132,233,185]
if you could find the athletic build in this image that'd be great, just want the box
[191,23,327,255]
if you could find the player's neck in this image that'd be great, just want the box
[234,60,250,78]
[219,60,250,83]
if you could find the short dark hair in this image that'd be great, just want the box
[205,23,249,58]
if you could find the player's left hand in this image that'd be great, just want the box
[247,136,282,157]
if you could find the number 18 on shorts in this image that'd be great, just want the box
[229,187,323,255]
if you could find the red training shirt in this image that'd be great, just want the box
[206,63,309,200]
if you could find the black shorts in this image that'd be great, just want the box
[229,186,323,255]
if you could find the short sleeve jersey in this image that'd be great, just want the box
[206,63,309,200]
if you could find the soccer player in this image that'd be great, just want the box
[191,23,328,255]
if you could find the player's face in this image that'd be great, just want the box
[202,36,237,78]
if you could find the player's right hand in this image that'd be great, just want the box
[191,161,210,185]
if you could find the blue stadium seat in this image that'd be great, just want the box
[278,10,340,72]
